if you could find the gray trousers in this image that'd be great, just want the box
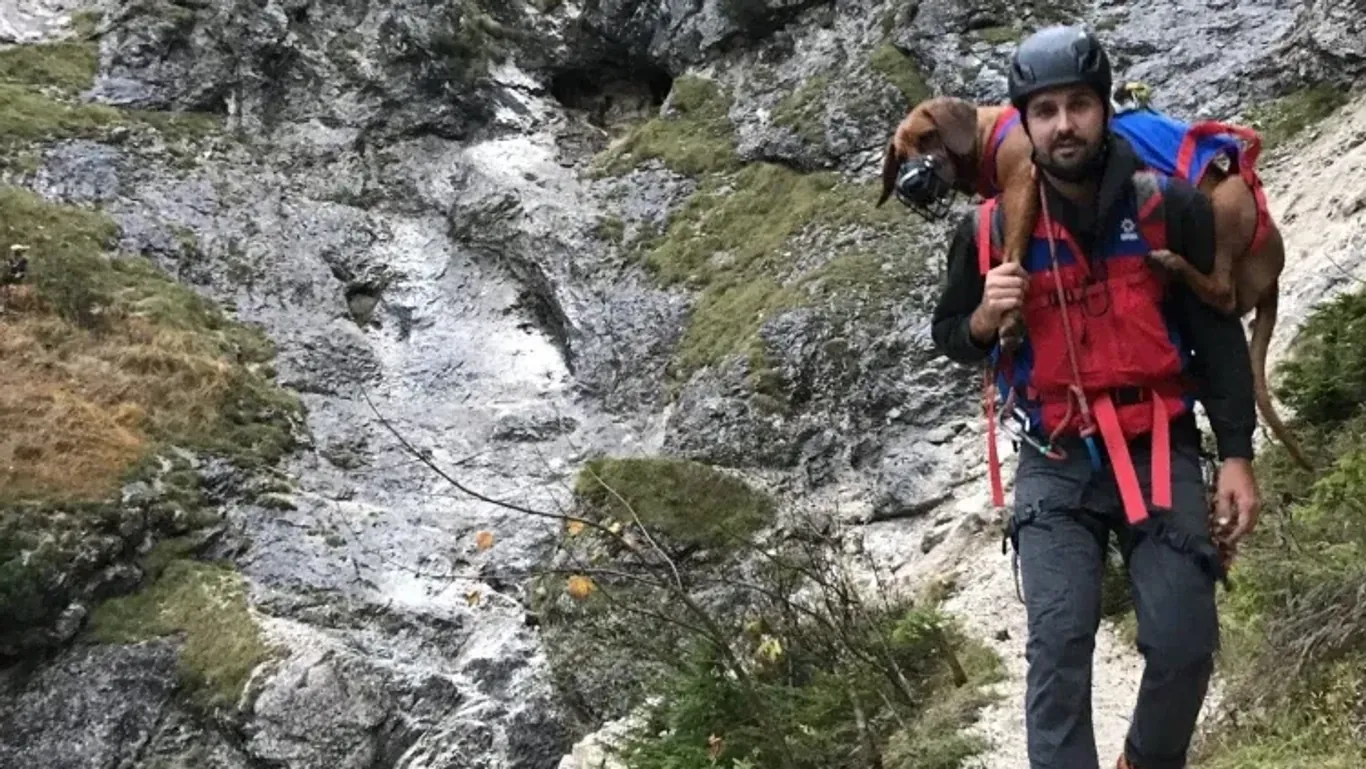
[1004,434,1224,769]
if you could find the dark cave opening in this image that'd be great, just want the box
[548,59,674,127]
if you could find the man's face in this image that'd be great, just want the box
[1023,84,1107,174]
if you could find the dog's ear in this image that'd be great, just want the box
[926,98,979,158]
[876,136,899,207]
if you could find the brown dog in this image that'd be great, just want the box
[877,95,1311,471]
[876,96,1037,352]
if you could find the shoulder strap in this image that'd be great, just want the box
[1132,170,1168,252]
[976,198,1004,276]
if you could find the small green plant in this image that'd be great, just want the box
[534,496,1003,769]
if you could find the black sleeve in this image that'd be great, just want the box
[931,213,995,364]
[1163,180,1258,460]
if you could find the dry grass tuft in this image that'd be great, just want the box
[0,184,301,506]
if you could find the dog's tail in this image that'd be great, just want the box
[1249,279,1314,471]
[877,137,898,207]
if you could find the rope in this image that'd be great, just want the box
[1037,180,1097,445]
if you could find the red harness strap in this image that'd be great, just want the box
[979,200,1007,508]
[985,368,1005,508]
[1092,393,1168,525]
[1174,121,1274,256]
[976,107,1022,199]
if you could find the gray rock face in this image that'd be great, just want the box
[1272,0,1366,88]
[0,642,182,768]
[4,0,1361,766]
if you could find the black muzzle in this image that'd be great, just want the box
[894,154,956,220]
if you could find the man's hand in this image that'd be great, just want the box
[1213,457,1260,544]
[970,262,1029,345]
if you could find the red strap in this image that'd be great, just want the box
[1092,393,1150,525]
[1151,395,1171,509]
[976,108,1020,198]
[977,199,997,276]
[984,368,1005,507]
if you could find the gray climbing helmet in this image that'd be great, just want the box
[1007,25,1113,113]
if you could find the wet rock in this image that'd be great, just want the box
[0,642,180,768]
[869,439,959,522]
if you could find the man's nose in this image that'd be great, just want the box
[1055,108,1077,134]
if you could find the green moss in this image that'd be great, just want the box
[636,162,920,380]
[771,75,831,145]
[591,75,739,177]
[574,456,777,550]
[88,555,276,710]
[1025,0,1085,26]
[0,82,122,143]
[1189,285,1366,767]
[1244,83,1350,150]
[870,44,930,106]
[71,9,103,39]
[973,25,1023,45]
[0,40,99,93]
[0,37,224,169]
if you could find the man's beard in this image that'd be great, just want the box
[1033,133,1109,183]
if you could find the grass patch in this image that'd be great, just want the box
[590,75,739,177]
[88,549,276,711]
[574,456,777,551]
[1190,287,1366,767]
[869,44,930,106]
[634,161,921,381]
[0,39,100,92]
[0,184,301,653]
[0,36,226,171]
[0,186,300,504]
[0,82,122,144]
[1244,83,1350,150]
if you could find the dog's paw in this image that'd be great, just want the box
[998,312,1027,352]
[1146,249,1185,272]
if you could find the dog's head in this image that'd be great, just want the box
[876,96,980,216]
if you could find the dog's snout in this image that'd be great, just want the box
[893,154,957,221]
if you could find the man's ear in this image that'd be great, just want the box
[926,98,979,158]
[877,136,900,207]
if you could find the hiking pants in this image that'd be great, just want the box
[1004,434,1224,769]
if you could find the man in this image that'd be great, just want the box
[925,26,1262,769]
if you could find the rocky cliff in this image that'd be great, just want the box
[0,0,1363,767]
